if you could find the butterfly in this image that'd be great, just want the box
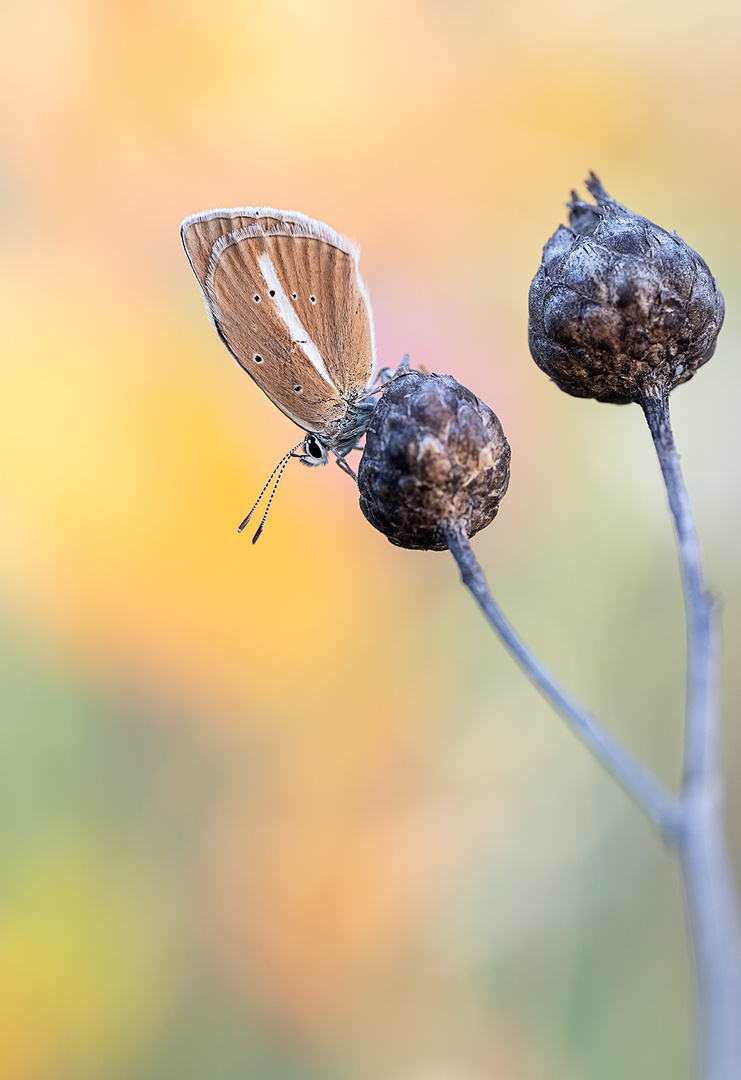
[180,206,388,540]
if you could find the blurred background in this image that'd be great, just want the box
[1,1,740,1077]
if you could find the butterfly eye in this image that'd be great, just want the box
[291,292,297,300]
[253,354,264,364]
[269,290,276,297]
[253,294,261,302]
[294,385,302,393]
[305,435,324,459]
[310,295,316,304]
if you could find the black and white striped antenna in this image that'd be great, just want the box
[238,440,304,544]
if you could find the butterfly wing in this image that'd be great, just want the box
[180,208,376,434]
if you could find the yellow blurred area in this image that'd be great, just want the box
[0,837,172,1079]
[1,1,740,1078]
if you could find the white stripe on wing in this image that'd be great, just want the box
[256,251,332,383]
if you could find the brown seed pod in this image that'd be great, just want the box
[357,372,510,550]
[528,173,725,404]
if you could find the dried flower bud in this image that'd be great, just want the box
[357,372,510,550]
[528,173,724,404]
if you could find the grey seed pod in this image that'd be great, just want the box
[358,372,510,550]
[528,173,724,404]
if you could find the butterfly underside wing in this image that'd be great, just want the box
[180,208,376,434]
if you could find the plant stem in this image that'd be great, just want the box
[443,522,681,837]
[446,385,741,1079]
[640,391,716,794]
[640,387,741,1080]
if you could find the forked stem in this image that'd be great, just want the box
[443,522,681,835]
[445,386,741,1079]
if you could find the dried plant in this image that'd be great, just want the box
[357,176,740,1080]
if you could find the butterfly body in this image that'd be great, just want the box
[180,206,378,467]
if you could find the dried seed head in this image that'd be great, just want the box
[528,173,724,404]
[357,372,510,550]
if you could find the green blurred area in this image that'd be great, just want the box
[1,1,740,1077]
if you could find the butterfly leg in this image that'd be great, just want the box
[358,355,413,404]
[334,454,359,482]
[376,353,411,386]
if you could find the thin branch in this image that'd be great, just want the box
[640,388,741,1080]
[443,521,682,837]
[640,389,717,796]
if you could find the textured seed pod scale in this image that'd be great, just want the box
[528,173,725,404]
[358,372,511,550]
